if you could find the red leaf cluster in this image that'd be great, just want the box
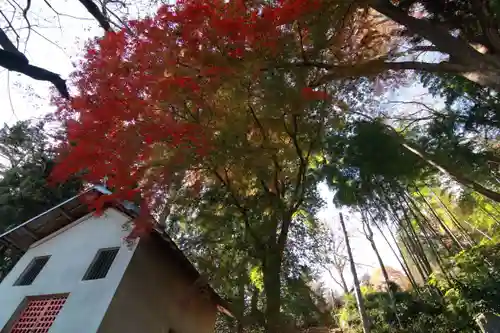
[301,87,331,100]
[52,0,322,233]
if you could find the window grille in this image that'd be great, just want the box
[82,248,119,280]
[9,295,67,333]
[14,256,50,286]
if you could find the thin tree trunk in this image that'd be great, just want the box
[405,192,456,255]
[339,212,371,333]
[391,193,434,276]
[479,205,500,226]
[429,188,476,246]
[414,187,465,250]
[338,270,349,294]
[403,196,453,283]
[463,219,493,240]
[400,234,428,282]
[372,210,419,291]
[401,143,500,203]
[362,213,391,288]
[385,223,421,291]
[399,208,434,277]
[382,192,432,280]
[361,212,402,329]
[323,263,350,294]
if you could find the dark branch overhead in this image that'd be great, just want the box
[0,49,69,98]
[0,0,115,99]
[78,0,112,32]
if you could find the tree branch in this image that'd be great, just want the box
[78,0,112,32]
[0,28,25,60]
[212,168,265,250]
[277,115,309,255]
[370,0,484,63]
[0,49,69,98]
[247,102,282,197]
[21,0,32,52]
[309,59,475,87]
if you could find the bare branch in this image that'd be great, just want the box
[0,27,25,60]
[43,0,94,22]
[0,50,69,98]
[385,100,444,115]
[403,45,441,55]
[78,0,112,32]
[6,72,18,122]
[0,11,21,50]
[21,0,32,52]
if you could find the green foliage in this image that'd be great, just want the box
[250,266,264,292]
[0,120,82,280]
[341,241,500,333]
[443,240,500,314]
[341,288,477,333]
[421,72,500,132]
[322,119,428,206]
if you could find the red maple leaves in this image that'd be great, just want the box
[52,0,324,231]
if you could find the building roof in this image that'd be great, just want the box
[0,185,232,316]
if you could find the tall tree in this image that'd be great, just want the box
[339,212,371,333]
[52,3,353,331]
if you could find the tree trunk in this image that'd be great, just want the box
[362,215,391,288]
[338,270,350,295]
[404,197,453,283]
[429,188,477,246]
[404,193,455,256]
[382,192,431,281]
[374,208,420,289]
[263,251,282,333]
[397,202,434,277]
[339,212,371,333]
[362,213,403,329]
[326,265,350,294]
[401,143,500,203]
[400,234,428,283]
[405,194,455,255]
[236,268,247,333]
[369,0,500,91]
[383,221,421,290]
[414,186,465,250]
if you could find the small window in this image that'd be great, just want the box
[14,256,50,286]
[82,248,119,280]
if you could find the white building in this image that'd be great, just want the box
[0,186,230,333]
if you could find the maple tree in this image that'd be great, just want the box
[52,1,361,331]
[52,0,388,221]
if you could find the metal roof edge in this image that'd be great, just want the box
[0,186,96,240]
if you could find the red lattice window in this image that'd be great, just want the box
[9,295,68,333]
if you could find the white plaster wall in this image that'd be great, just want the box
[0,208,136,333]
